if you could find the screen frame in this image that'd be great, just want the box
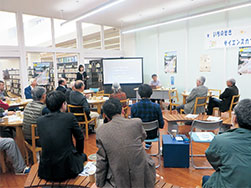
[102,57,144,85]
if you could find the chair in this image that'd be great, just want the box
[142,120,161,168]
[120,99,129,118]
[168,89,179,113]
[24,124,42,164]
[0,151,7,173]
[67,105,97,139]
[190,119,223,169]
[193,96,208,114]
[227,95,240,118]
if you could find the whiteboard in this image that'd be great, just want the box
[103,58,143,84]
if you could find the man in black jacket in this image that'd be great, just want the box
[56,78,67,94]
[207,78,239,115]
[37,91,87,182]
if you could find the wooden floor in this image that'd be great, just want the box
[0,114,214,188]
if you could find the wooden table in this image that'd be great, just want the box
[163,112,232,126]
[181,92,189,105]
[0,119,26,158]
[87,97,109,114]
[7,99,32,108]
[83,90,95,95]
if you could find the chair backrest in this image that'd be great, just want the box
[31,124,39,149]
[228,95,240,117]
[142,120,159,137]
[168,89,179,103]
[208,89,221,98]
[120,99,129,105]
[193,96,208,114]
[191,119,223,131]
[67,104,88,122]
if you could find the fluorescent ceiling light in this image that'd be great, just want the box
[122,2,251,34]
[62,0,125,26]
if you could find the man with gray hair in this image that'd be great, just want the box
[207,78,239,115]
[177,76,208,114]
[203,99,251,187]
[24,78,37,99]
[23,86,47,146]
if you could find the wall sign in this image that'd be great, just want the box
[205,26,251,49]
[164,51,177,73]
[200,55,211,72]
[238,47,251,75]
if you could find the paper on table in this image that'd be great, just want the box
[8,115,22,123]
[196,132,214,141]
[185,114,199,119]
[79,162,96,176]
[207,116,221,121]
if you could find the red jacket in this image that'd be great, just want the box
[0,100,9,110]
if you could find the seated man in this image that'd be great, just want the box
[37,91,87,182]
[0,80,9,100]
[177,76,208,114]
[69,80,99,122]
[96,98,156,187]
[24,78,37,99]
[0,137,30,174]
[131,84,164,148]
[149,74,161,89]
[207,78,239,115]
[56,78,67,94]
[203,99,251,188]
[23,87,47,146]
[65,81,75,104]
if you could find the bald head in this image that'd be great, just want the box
[74,80,85,92]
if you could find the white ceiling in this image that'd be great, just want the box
[0,0,248,28]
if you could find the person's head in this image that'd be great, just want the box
[138,84,153,98]
[78,64,84,72]
[46,91,67,112]
[112,82,121,93]
[196,76,206,86]
[234,99,251,130]
[30,78,37,87]
[31,86,46,103]
[74,80,85,92]
[69,81,75,90]
[152,74,158,82]
[103,98,122,120]
[0,80,4,91]
[58,78,66,86]
[227,78,236,87]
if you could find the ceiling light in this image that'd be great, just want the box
[62,0,125,26]
[122,1,251,34]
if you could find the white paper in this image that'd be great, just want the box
[79,162,96,176]
[185,114,199,119]
[207,116,221,121]
[8,115,22,123]
[195,132,214,141]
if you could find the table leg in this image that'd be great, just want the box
[97,104,101,114]
[15,127,26,159]
[183,96,186,105]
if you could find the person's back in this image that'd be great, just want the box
[96,99,155,187]
[219,85,239,112]
[203,99,251,188]
[37,91,86,182]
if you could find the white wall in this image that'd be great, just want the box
[0,58,20,80]
[124,6,251,99]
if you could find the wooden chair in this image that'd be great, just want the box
[68,105,97,139]
[93,90,110,98]
[227,94,240,118]
[24,124,42,164]
[0,151,7,173]
[120,99,129,118]
[168,89,179,113]
[193,96,208,114]
[24,163,94,188]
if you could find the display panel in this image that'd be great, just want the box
[103,58,143,84]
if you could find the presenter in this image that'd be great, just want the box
[149,74,161,89]
[76,64,89,89]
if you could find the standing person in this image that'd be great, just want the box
[207,78,239,115]
[0,80,9,100]
[76,65,88,89]
[202,99,251,188]
[149,74,161,89]
[37,91,87,182]
[56,78,67,94]
[96,98,156,187]
[131,84,164,149]
[24,78,37,99]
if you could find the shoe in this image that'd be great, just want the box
[145,144,152,150]
[15,166,30,175]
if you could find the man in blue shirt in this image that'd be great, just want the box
[131,84,164,148]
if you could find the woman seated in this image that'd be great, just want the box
[110,82,127,106]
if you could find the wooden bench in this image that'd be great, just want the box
[24,163,94,188]
[154,178,181,188]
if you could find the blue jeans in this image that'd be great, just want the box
[176,105,184,113]
[202,175,210,186]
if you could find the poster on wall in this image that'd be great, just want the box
[238,47,251,75]
[164,51,177,73]
[200,55,211,72]
[205,26,251,49]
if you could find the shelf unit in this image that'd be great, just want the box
[4,68,21,96]
[86,60,103,89]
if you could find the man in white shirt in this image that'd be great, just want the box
[149,74,161,89]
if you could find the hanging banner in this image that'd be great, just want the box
[238,47,251,75]
[205,26,251,49]
[164,51,177,73]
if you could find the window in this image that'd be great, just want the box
[0,11,18,46]
[54,19,77,48]
[104,26,120,50]
[82,23,101,49]
[23,14,52,47]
